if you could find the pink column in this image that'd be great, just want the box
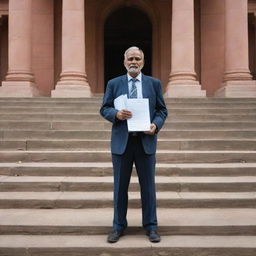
[52,0,91,97]
[215,0,256,97]
[0,0,38,97]
[165,0,205,97]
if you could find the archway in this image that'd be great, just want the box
[104,7,152,87]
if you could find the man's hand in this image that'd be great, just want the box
[144,123,157,135]
[116,109,132,120]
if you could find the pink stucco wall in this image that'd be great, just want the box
[32,0,54,96]
[201,0,225,96]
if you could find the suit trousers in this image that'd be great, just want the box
[111,134,157,231]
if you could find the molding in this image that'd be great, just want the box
[248,0,256,15]
[0,10,8,16]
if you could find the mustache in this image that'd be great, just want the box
[129,65,139,68]
[128,66,140,71]
[124,64,143,73]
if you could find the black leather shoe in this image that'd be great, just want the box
[146,230,161,243]
[107,229,124,243]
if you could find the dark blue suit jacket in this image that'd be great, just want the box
[100,74,168,155]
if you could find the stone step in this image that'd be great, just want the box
[3,101,256,107]
[0,98,102,103]
[0,176,256,192]
[162,122,256,130]
[1,130,256,139]
[1,162,255,177]
[2,107,256,114]
[1,139,256,151]
[0,106,105,112]
[0,97,255,256]
[0,150,256,163]
[1,103,256,108]
[3,103,256,108]
[1,120,256,130]
[0,208,255,235]
[0,191,255,208]
[0,113,104,121]
[1,113,256,121]
[1,97,256,102]
[0,96,98,100]
[0,235,255,256]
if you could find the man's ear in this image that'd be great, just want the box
[124,60,127,68]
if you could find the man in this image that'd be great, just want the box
[100,46,168,243]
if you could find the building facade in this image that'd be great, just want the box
[0,0,255,97]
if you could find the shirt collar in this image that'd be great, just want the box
[127,72,142,82]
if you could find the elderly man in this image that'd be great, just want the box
[100,46,167,243]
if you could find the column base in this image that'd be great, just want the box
[51,84,91,98]
[0,81,39,97]
[214,81,256,97]
[165,84,206,97]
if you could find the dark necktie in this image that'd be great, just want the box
[129,78,137,98]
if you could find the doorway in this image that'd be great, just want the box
[248,13,256,80]
[104,7,152,88]
[0,16,8,84]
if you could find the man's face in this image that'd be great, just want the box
[124,50,144,77]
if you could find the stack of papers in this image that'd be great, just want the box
[114,94,151,132]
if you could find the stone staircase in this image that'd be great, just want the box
[0,97,256,256]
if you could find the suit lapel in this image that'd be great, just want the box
[120,75,128,96]
[120,74,149,98]
[142,74,149,99]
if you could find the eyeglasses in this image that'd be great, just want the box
[127,57,142,61]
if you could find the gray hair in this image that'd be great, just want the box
[124,46,144,60]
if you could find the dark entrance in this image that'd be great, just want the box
[248,13,256,80]
[104,7,152,88]
[0,16,8,83]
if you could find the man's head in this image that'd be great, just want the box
[124,46,144,77]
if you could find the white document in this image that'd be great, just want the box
[126,98,151,132]
[114,95,151,132]
[114,94,127,110]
